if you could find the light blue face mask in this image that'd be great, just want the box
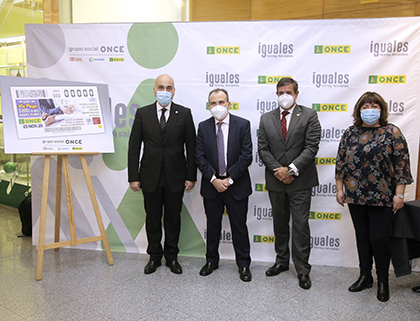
[156,91,172,106]
[361,109,380,125]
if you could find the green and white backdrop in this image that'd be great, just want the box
[26,17,420,268]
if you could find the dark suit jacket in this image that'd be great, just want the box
[196,114,252,201]
[128,102,196,193]
[258,105,321,191]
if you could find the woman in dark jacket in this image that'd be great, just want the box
[335,92,413,302]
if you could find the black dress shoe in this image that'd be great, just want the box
[348,275,373,292]
[265,263,289,276]
[298,274,311,289]
[199,262,219,276]
[412,285,420,293]
[377,281,389,302]
[144,260,161,274]
[166,260,182,274]
[239,267,252,282]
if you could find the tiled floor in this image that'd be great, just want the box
[1,204,419,321]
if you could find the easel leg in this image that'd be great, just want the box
[62,155,77,246]
[54,155,63,251]
[36,155,51,280]
[79,155,114,265]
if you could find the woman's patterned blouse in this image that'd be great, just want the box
[335,124,413,207]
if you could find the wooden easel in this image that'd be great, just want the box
[33,152,113,280]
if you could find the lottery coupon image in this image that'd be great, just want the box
[10,85,105,139]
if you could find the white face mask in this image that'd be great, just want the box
[278,93,295,109]
[210,105,229,121]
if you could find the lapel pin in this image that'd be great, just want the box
[175,110,178,114]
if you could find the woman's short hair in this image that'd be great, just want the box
[352,91,388,127]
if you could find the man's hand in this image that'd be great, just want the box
[42,112,56,126]
[185,180,195,191]
[212,178,229,193]
[130,181,141,192]
[273,167,294,184]
[282,176,294,184]
[60,104,75,114]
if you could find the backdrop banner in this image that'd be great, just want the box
[26,17,420,268]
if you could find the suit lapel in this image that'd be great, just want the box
[287,105,302,141]
[227,115,236,167]
[272,108,284,143]
[147,103,161,138]
[207,117,218,168]
[162,104,178,144]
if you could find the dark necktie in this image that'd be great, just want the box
[159,108,167,129]
[217,122,226,176]
[281,110,289,141]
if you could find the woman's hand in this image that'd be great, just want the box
[336,190,345,207]
[393,195,404,213]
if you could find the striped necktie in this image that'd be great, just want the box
[160,108,167,129]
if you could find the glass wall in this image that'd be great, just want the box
[0,1,43,205]
[0,36,28,187]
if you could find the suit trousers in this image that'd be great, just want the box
[142,167,184,262]
[269,186,312,274]
[348,204,393,283]
[203,190,251,268]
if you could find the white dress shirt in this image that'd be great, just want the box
[157,101,171,122]
[280,104,299,176]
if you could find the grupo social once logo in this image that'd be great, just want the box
[315,157,336,165]
[258,75,292,84]
[205,102,239,110]
[312,103,348,112]
[253,235,275,243]
[309,211,341,221]
[255,183,268,192]
[207,46,240,54]
[368,75,406,84]
[314,45,351,54]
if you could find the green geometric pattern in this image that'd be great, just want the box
[127,23,179,69]
[178,203,206,257]
[102,221,126,252]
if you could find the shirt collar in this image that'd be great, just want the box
[157,101,172,112]
[215,113,230,125]
[280,104,295,115]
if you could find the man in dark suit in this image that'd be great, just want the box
[196,88,253,282]
[128,74,196,275]
[258,77,321,289]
